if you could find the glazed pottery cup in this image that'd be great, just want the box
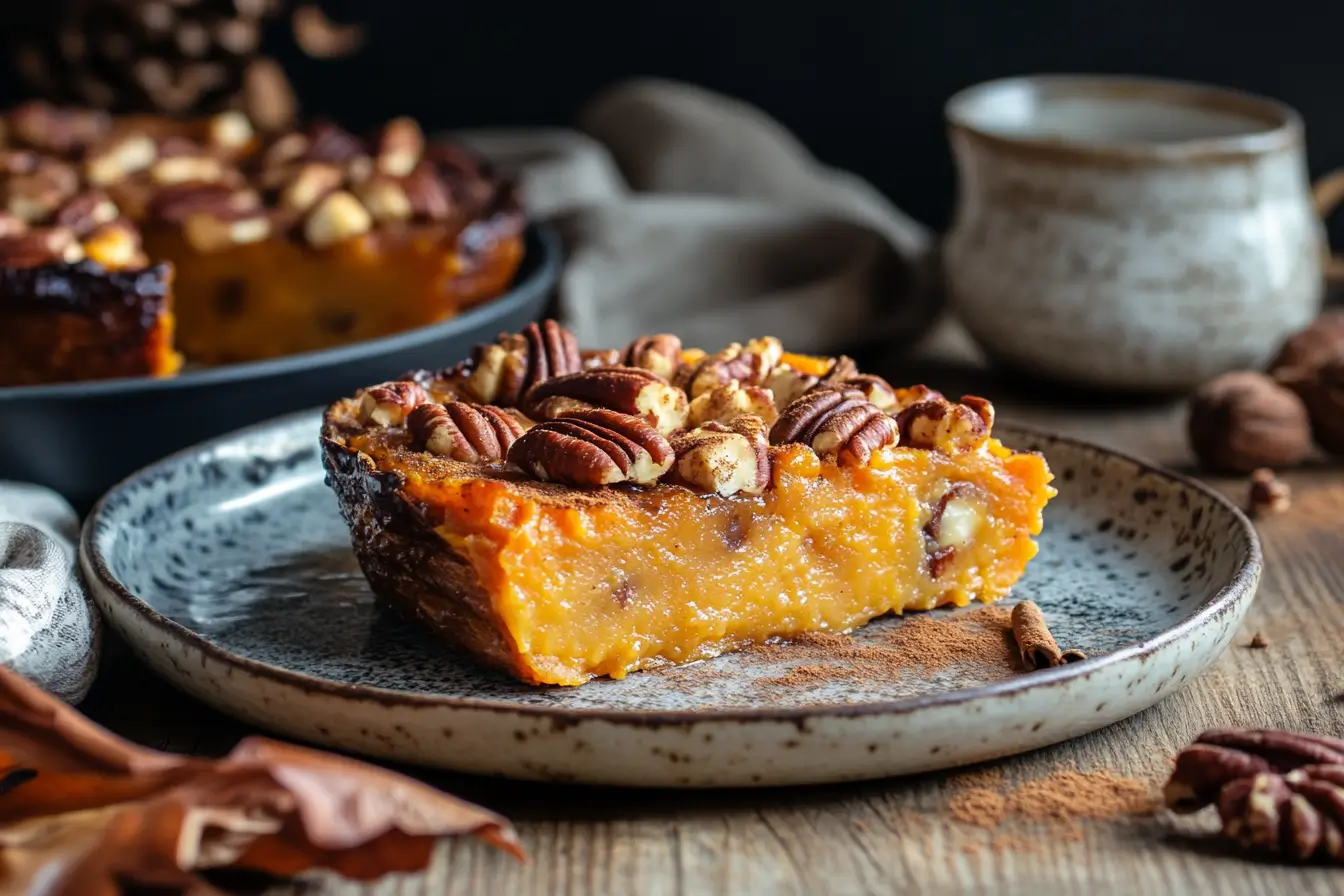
[943,75,1342,392]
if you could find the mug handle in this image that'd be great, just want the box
[1313,170,1344,282]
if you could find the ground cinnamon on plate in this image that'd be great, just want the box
[753,605,1020,688]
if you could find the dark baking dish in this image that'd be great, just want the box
[0,223,560,511]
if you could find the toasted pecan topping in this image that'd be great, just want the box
[896,397,992,453]
[669,415,771,496]
[674,337,782,398]
[620,334,682,380]
[377,117,425,177]
[407,402,523,462]
[523,366,689,436]
[53,191,119,236]
[581,348,622,370]
[770,389,898,466]
[686,380,778,427]
[357,380,428,427]
[812,371,898,411]
[303,189,371,248]
[0,226,84,267]
[507,408,674,487]
[183,209,271,253]
[466,320,581,406]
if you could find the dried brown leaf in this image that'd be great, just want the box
[0,666,522,894]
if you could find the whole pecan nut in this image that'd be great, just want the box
[522,367,688,435]
[466,320,581,406]
[1187,371,1313,472]
[770,390,899,466]
[407,402,523,462]
[1165,727,1344,863]
[357,380,429,427]
[620,333,683,380]
[669,415,771,496]
[506,408,673,486]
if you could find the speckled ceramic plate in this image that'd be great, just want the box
[80,409,1261,787]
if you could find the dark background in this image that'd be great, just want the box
[3,1,1343,237]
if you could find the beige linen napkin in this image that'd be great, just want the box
[452,78,940,355]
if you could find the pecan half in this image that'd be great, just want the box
[53,191,119,236]
[620,334,682,380]
[377,117,425,177]
[668,415,771,497]
[522,367,688,436]
[1165,727,1344,863]
[357,380,429,427]
[581,348,622,370]
[407,402,522,462]
[0,226,84,266]
[770,390,899,466]
[896,397,993,453]
[810,371,898,411]
[674,337,782,398]
[687,381,778,427]
[466,320,581,406]
[507,408,673,486]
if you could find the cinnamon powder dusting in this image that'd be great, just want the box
[754,605,1019,687]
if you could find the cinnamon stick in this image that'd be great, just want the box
[1010,600,1087,670]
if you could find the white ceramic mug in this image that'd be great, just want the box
[942,75,1342,392]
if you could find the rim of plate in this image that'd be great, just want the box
[0,223,561,402]
[81,410,1262,726]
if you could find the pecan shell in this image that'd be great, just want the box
[407,402,523,462]
[507,408,673,487]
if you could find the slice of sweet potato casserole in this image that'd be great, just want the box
[322,320,1055,686]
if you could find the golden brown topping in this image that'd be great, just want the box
[84,133,158,186]
[5,160,79,222]
[466,320,582,406]
[620,334,683,380]
[303,190,371,248]
[0,226,84,266]
[354,176,412,222]
[675,337,782,398]
[812,372,898,411]
[53,191,119,236]
[1164,728,1344,862]
[770,389,899,466]
[896,397,992,453]
[357,380,429,427]
[280,162,344,212]
[1247,468,1292,517]
[207,111,255,150]
[82,220,146,268]
[580,348,622,370]
[149,153,226,186]
[1186,371,1313,472]
[687,380,778,427]
[377,117,425,177]
[669,416,771,497]
[407,402,523,462]
[183,209,271,253]
[507,408,674,487]
[523,367,689,436]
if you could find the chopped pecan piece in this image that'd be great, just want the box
[357,380,429,427]
[896,397,993,453]
[523,367,689,435]
[466,320,582,406]
[507,408,673,486]
[770,390,899,466]
[581,348,622,370]
[303,190,371,248]
[620,334,682,380]
[674,337,782,398]
[377,117,425,177]
[1247,468,1292,517]
[1165,728,1344,863]
[668,415,771,497]
[687,380,778,427]
[811,372,898,411]
[407,402,522,462]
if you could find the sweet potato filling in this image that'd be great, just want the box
[143,229,524,364]
[349,432,1052,685]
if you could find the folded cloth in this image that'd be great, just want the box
[452,77,941,355]
[0,482,100,704]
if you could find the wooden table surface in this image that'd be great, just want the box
[77,326,1344,895]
